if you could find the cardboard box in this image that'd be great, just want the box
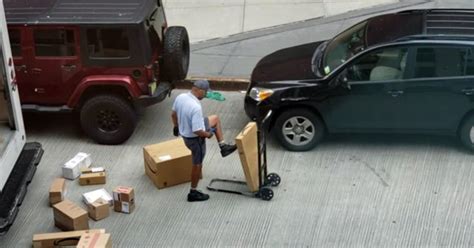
[53,200,89,231]
[112,186,134,202]
[49,178,66,206]
[62,153,92,180]
[87,200,109,221]
[113,200,135,214]
[83,188,113,206]
[77,233,111,248]
[235,122,260,192]
[79,172,106,185]
[81,167,105,174]
[32,229,105,248]
[143,138,194,189]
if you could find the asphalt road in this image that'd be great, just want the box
[1,90,472,247]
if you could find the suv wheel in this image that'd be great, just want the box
[80,94,137,145]
[274,109,325,151]
[161,26,190,81]
[459,114,474,152]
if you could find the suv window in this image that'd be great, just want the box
[87,29,130,59]
[413,47,469,78]
[34,29,75,57]
[8,29,21,57]
[347,47,408,82]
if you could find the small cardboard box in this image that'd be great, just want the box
[143,138,194,189]
[53,200,89,231]
[112,186,134,202]
[32,229,105,248]
[83,188,113,206]
[113,200,135,214]
[62,153,92,180]
[87,200,109,221]
[79,172,106,185]
[49,178,66,206]
[77,233,111,248]
[81,167,105,174]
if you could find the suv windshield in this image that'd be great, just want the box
[322,21,368,75]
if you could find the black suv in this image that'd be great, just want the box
[245,9,474,152]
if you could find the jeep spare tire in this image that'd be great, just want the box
[80,94,137,145]
[161,26,190,81]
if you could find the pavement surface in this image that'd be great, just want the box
[1,0,474,247]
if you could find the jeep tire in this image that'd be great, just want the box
[80,94,137,145]
[274,109,325,151]
[459,114,474,152]
[161,26,190,81]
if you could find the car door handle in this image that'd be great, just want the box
[388,90,404,97]
[461,88,474,95]
[31,68,42,73]
[61,64,76,71]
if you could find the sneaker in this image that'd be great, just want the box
[187,190,210,202]
[220,144,237,157]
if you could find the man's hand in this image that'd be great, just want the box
[173,126,179,137]
[207,131,214,139]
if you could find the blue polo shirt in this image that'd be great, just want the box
[172,92,205,138]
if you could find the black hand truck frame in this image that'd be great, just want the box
[207,103,281,201]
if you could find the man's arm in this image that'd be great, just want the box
[171,111,178,127]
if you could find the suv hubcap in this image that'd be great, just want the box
[470,126,474,143]
[282,116,315,146]
[97,110,120,132]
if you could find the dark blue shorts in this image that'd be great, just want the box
[183,118,210,165]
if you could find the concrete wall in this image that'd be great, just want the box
[163,0,398,42]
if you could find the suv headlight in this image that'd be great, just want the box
[249,87,274,102]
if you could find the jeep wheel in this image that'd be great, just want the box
[459,114,474,152]
[80,95,137,145]
[161,26,190,81]
[274,109,325,151]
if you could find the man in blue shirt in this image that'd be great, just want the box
[171,80,237,202]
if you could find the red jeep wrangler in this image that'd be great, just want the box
[4,0,189,144]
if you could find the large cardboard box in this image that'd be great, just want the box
[79,172,106,185]
[62,153,92,180]
[77,233,111,248]
[49,178,66,206]
[143,138,194,189]
[32,229,105,248]
[87,200,110,221]
[53,200,89,231]
[235,122,260,192]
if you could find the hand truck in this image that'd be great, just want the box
[207,104,281,201]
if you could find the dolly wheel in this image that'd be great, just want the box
[258,187,274,201]
[265,173,281,187]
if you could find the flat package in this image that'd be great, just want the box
[79,172,106,185]
[62,153,92,180]
[52,199,89,231]
[235,122,260,192]
[32,229,105,248]
[143,138,194,189]
[49,178,66,206]
[77,232,111,248]
[82,188,113,206]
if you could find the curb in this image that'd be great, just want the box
[176,77,250,92]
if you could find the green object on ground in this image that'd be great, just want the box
[206,91,226,101]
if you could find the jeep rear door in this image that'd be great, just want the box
[24,26,81,105]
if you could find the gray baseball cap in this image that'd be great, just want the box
[193,80,210,91]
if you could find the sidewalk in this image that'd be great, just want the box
[164,0,398,42]
[183,0,474,91]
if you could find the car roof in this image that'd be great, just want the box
[4,0,156,25]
